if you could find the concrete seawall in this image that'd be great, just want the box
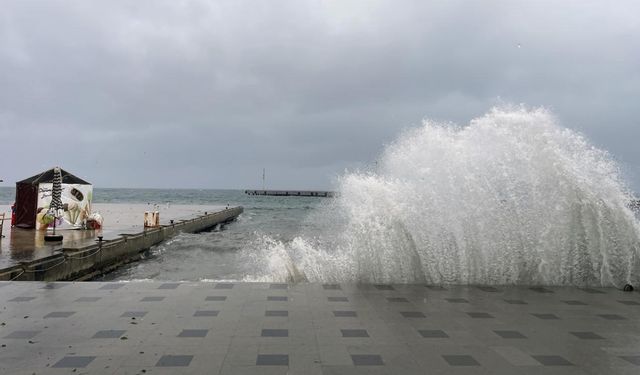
[0,206,243,281]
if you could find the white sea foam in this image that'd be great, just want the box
[244,106,640,287]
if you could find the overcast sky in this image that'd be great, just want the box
[1,1,639,190]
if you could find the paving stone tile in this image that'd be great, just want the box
[351,354,384,366]
[42,283,68,289]
[52,356,96,368]
[598,314,626,320]
[9,296,36,302]
[374,285,394,291]
[400,311,425,318]
[503,299,527,304]
[328,297,348,302]
[323,284,341,290]
[140,296,165,302]
[99,283,124,290]
[581,288,606,294]
[92,330,126,339]
[570,331,604,340]
[44,311,75,318]
[194,310,219,317]
[445,298,468,303]
[270,283,288,289]
[477,286,499,292]
[262,329,288,337]
[206,296,227,301]
[531,313,559,320]
[426,285,447,290]
[256,354,289,366]
[618,300,640,306]
[442,355,479,366]
[121,311,147,318]
[333,311,357,317]
[467,312,494,318]
[529,287,554,293]
[4,330,40,339]
[494,330,526,339]
[178,329,209,337]
[386,297,409,303]
[266,310,288,317]
[418,330,448,338]
[619,356,640,365]
[563,300,587,305]
[340,329,369,338]
[531,355,574,366]
[215,283,234,289]
[158,283,180,289]
[268,296,288,301]
[156,355,193,367]
[75,297,101,302]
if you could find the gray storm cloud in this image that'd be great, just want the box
[1,0,639,190]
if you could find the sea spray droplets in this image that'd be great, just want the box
[247,107,640,287]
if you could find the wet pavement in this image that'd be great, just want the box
[0,282,639,374]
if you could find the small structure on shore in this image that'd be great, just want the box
[14,167,92,229]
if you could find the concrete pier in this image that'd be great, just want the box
[0,207,243,282]
[245,190,336,197]
[0,281,638,374]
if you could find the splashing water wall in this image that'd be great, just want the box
[245,107,640,287]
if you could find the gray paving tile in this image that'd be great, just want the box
[158,283,180,289]
[194,310,219,317]
[75,297,101,302]
[215,283,234,289]
[598,314,626,320]
[9,296,36,302]
[619,356,640,365]
[445,298,468,303]
[351,354,384,366]
[92,330,126,339]
[206,296,227,301]
[504,299,527,304]
[477,286,500,292]
[386,297,409,303]
[374,285,394,291]
[121,311,147,318]
[529,287,554,293]
[262,329,288,337]
[44,311,75,318]
[570,331,604,340]
[418,330,448,338]
[531,355,574,366]
[42,283,68,289]
[266,310,288,317]
[256,354,289,366]
[323,284,341,290]
[341,329,369,337]
[563,300,587,305]
[467,312,494,318]
[141,296,165,302]
[178,329,209,337]
[494,330,527,339]
[531,313,559,320]
[267,296,288,301]
[328,297,348,302]
[333,311,357,317]
[52,356,96,368]
[581,288,606,294]
[400,311,425,318]
[4,330,40,339]
[426,285,447,290]
[270,283,288,289]
[156,355,193,367]
[618,300,640,306]
[99,283,124,290]
[442,355,479,366]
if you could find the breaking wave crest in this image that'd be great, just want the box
[243,107,640,287]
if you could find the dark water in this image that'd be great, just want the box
[0,186,324,281]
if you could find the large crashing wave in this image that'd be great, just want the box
[242,107,640,287]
